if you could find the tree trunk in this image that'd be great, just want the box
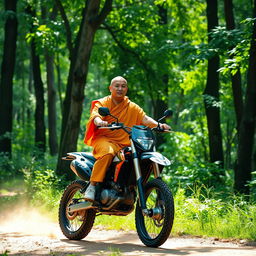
[31,41,46,154]
[56,0,112,177]
[234,0,256,194]
[43,5,59,156]
[27,5,46,154]
[46,52,59,155]
[203,0,224,167]
[0,0,18,156]
[224,0,244,129]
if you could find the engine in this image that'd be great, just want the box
[100,188,119,205]
[100,187,135,207]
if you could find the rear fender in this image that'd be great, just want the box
[63,152,95,180]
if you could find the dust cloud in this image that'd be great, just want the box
[0,202,61,239]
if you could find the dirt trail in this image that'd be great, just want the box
[1,227,256,256]
[0,206,255,256]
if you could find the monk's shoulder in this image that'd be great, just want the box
[98,96,111,104]
[128,101,144,112]
[93,96,111,107]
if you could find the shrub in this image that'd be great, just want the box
[161,131,233,195]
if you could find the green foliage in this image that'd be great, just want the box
[248,171,256,197]
[174,188,256,240]
[23,168,61,192]
[95,212,135,231]
[161,132,232,194]
[25,19,64,54]
[21,167,64,219]
[0,153,19,183]
[101,247,122,256]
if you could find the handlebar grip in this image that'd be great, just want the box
[152,127,172,132]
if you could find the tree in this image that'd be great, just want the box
[203,0,224,167]
[234,0,256,194]
[26,5,46,154]
[42,4,59,156]
[56,0,113,176]
[0,0,18,156]
[224,0,243,130]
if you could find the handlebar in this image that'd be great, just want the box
[98,122,172,133]
[152,127,172,133]
[98,122,125,130]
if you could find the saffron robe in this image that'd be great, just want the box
[83,96,145,182]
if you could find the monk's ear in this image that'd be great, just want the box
[109,85,112,92]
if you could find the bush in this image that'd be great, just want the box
[161,131,233,195]
[0,153,21,183]
[174,188,256,240]
[21,167,65,219]
[23,168,63,195]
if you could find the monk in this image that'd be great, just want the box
[83,76,170,201]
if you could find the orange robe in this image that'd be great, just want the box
[84,95,145,182]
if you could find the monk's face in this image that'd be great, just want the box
[109,79,128,100]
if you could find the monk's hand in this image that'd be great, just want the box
[94,117,108,127]
[159,123,171,131]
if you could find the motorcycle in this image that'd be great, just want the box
[58,107,174,247]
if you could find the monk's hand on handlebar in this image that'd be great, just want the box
[160,123,171,131]
[94,117,108,127]
[153,123,172,132]
[98,121,108,127]
[98,122,125,130]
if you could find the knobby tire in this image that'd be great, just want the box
[58,180,96,240]
[135,178,174,247]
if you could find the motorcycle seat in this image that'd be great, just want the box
[80,152,96,163]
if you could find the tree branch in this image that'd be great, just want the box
[54,0,73,57]
[93,0,113,28]
[102,22,156,108]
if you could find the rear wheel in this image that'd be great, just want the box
[135,178,174,247]
[58,180,96,240]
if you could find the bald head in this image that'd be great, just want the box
[109,76,128,103]
[110,76,127,86]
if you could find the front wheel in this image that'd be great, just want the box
[135,178,174,247]
[58,180,96,240]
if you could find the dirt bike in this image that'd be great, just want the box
[58,107,174,247]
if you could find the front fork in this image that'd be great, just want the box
[130,140,159,216]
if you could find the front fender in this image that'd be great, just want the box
[140,152,171,166]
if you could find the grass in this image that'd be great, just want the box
[93,186,256,241]
[1,176,255,241]
[173,187,256,240]
[98,247,123,256]
[95,212,135,231]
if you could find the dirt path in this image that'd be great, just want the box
[0,205,255,256]
[1,224,256,256]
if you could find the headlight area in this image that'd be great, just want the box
[136,139,154,151]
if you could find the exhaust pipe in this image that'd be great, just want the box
[68,201,95,213]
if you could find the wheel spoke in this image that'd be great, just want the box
[135,178,174,247]
[144,187,165,238]
[66,190,85,232]
[59,180,96,240]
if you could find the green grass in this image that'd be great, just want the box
[173,188,256,240]
[94,187,256,241]
[1,176,255,241]
[95,212,135,231]
[98,247,123,256]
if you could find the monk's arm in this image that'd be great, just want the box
[141,115,158,128]
[142,115,171,130]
